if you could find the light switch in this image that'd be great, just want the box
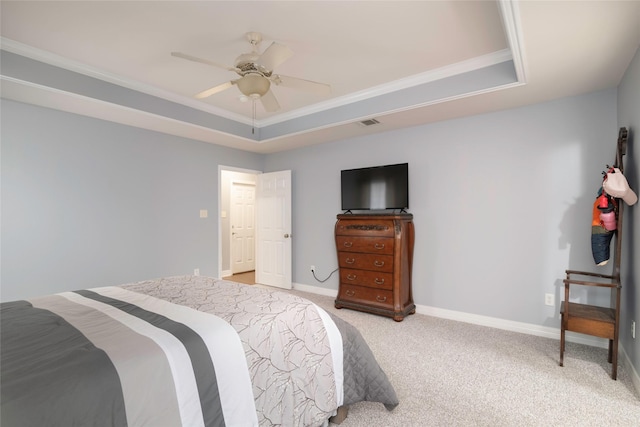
[221,210,227,218]
[199,209,208,218]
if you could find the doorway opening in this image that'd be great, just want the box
[219,167,259,283]
[218,166,293,289]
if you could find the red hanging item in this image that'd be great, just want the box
[598,192,609,208]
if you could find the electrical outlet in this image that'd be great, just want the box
[194,268,200,276]
[310,265,315,272]
[545,293,555,306]
[632,321,636,339]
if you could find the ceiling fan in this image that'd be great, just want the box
[171,32,331,113]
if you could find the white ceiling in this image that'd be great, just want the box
[1,1,639,153]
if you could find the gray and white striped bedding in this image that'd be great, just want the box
[1,276,398,427]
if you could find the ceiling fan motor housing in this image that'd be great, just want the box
[235,49,272,98]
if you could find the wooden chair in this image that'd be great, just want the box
[559,127,628,380]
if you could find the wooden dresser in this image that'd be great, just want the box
[334,213,415,321]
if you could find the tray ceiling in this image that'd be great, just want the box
[1,1,639,153]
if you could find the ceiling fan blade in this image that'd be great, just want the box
[171,52,239,72]
[257,42,294,71]
[260,90,280,112]
[194,80,236,99]
[272,74,331,96]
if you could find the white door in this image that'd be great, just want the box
[256,170,292,289]
[230,182,256,274]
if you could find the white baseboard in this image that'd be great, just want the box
[620,346,640,393]
[292,282,640,395]
[415,303,607,346]
[221,269,232,278]
[292,282,339,297]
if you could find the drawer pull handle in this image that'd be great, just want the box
[374,278,385,285]
[345,258,355,264]
[343,241,353,248]
[347,274,357,281]
[376,295,387,302]
[374,260,385,267]
[374,243,385,250]
[346,289,356,297]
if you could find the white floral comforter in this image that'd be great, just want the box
[124,276,342,427]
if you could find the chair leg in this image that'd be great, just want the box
[611,339,618,380]
[559,316,565,367]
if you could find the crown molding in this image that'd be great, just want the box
[498,0,528,83]
[260,48,513,127]
[1,34,517,130]
[0,37,252,125]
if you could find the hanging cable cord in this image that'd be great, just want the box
[312,267,339,283]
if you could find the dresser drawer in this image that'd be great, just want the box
[335,219,395,237]
[338,253,394,273]
[340,268,393,290]
[336,236,394,255]
[338,284,393,309]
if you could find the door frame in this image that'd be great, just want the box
[218,165,261,280]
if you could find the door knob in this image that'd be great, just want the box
[284,233,291,238]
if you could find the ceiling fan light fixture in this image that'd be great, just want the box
[237,74,270,98]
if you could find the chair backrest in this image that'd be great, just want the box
[610,127,628,283]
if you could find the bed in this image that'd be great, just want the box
[1,276,398,426]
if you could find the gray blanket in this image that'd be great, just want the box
[1,300,130,426]
[328,312,399,410]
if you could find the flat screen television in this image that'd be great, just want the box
[341,163,409,211]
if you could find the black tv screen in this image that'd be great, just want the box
[341,163,409,211]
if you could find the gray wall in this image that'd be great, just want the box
[1,100,263,300]
[265,89,618,329]
[1,72,636,376]
[617,45,640,374]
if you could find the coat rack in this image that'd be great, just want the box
[559,127,629,380]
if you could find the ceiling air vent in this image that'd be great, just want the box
[358,118,380,127]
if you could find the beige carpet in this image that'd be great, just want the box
[281,289,640,426]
